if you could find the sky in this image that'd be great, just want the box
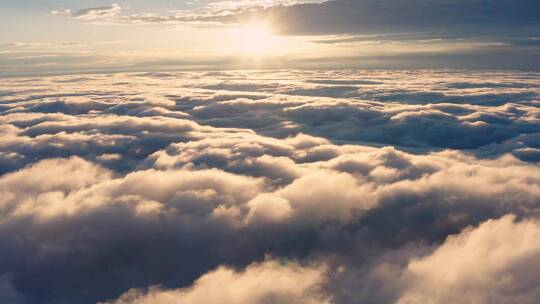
[1,0,539,75]
[1,2,540,304]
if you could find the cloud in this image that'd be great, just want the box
[0,275,25,304]
[0,157,266,302]
[101,260,330,304]
[238,0,540,36]
[50,0,540,41]
[50,1,321,25]
[1,143,539,302]
[24,1,535,72]
[398,215,540,304]
[1,70,540,303]
[50,8,71,16]
[1,70,539,172]
[71,4,123,21]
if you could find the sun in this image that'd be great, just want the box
[233,24,277,56]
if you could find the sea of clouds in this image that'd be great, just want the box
[1,69,540,303]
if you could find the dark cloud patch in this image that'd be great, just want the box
[228,0,540,37]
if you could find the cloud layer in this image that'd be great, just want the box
[0,70,540,303]
[52,0,540,37]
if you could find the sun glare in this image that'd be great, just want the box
[234,24,277,56]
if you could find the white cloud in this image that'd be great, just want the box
[50,8,71,16]
[101,260,330,304]
[0,70,539,303]
[398,215,540,304]
[51,1,324,25]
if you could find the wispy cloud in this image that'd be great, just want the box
[71,3,123,20]
[50,1,323,25]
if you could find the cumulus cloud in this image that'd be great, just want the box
[101,260,330,304]
[0,70,539,303]
[398,215,540,304]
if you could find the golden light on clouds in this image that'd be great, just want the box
[2,0,540,303]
